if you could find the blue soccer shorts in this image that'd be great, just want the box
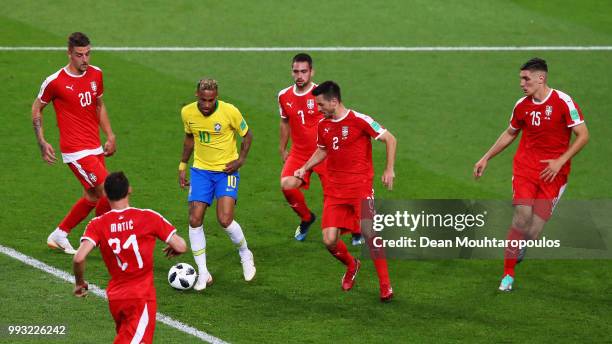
[188,167,240,205]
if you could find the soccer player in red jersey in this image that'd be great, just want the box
[73,172,187,344]
[474,58,589,291]
[278,53,327,241]
[32,32,116,255]
[294,81,397,301]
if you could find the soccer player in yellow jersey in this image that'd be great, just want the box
[178,78,255,290]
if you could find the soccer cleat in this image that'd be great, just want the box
[351,233,363,246]
[380,284,394,302]
[241,250,256,281]
[193,271,213,291]
[47,231,77,255]
[341,259,361,291]
[498,274,514,292]
[516,247,527,264]
[294,212,316,241]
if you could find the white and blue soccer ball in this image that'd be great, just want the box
[168,263,197,290]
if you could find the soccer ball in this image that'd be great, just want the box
[168,263,197,290]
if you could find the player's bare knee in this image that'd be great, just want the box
[217,215,233,228]
[512,206,532,230]
[281,177,300,190]
[189,216,203,228]
[323,237,337,249]
[322,229,338,248]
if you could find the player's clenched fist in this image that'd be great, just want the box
[73,282,88,297]
[294,167,307,179]
[473,158,488,179]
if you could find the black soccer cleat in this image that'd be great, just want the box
[294,212,316,241]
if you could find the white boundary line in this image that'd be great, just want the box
[1,46,612,52]
[0,244,229,344]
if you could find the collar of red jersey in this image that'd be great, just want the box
[331,109,351,122]
[63,66,87,78]
[109,207,132,213]
[293,83,316,96]
[531,88,554,105]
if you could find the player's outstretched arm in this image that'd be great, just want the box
[378,131,397,190]
[97,98,116,157]
[295,147,327,179]
[179,134,195,189]
[279,118,290,161]
[163,233,188,258]
[474,126,519,179]
[31,98,56,164]
[540,123,589,182]
[73,240,95,297]
[224,129,253,174]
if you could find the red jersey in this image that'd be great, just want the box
[278,83,324,160]
[37,66,105,161]
[317,110,386,198]
[510,89,585,179]
[81,207,176,301]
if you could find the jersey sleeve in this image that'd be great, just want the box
[278,94,288,119]
[355,113,387,139]
[509,108,524,130]
[151,212,177,243]
[37,76,56,104]
[97,72,105,98]
[81,220,100,246]
[181,108,192,134]
[230,106,249,137]
[509,97,526,130]
[561,95,585,127]
[316,121,327,148]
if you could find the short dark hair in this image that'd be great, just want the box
[292,53,313,68]
[68,32,90,50]
[521,58,548,72]
[104,171,130,201]
[312,81,341,101]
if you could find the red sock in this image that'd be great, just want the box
[58,198,96,234]
[367,237,390,287]
[328,239,354,267]
[95,196,111,216]
[282,188,312,221]
[504,227,525,277]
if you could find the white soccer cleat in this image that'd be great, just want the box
[193,271,213,291]
[47,231,77,255]
[241,250,256,282]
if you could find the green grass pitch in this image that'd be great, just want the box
[0,1,611,343]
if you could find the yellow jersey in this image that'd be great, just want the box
[181,100,249,171]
